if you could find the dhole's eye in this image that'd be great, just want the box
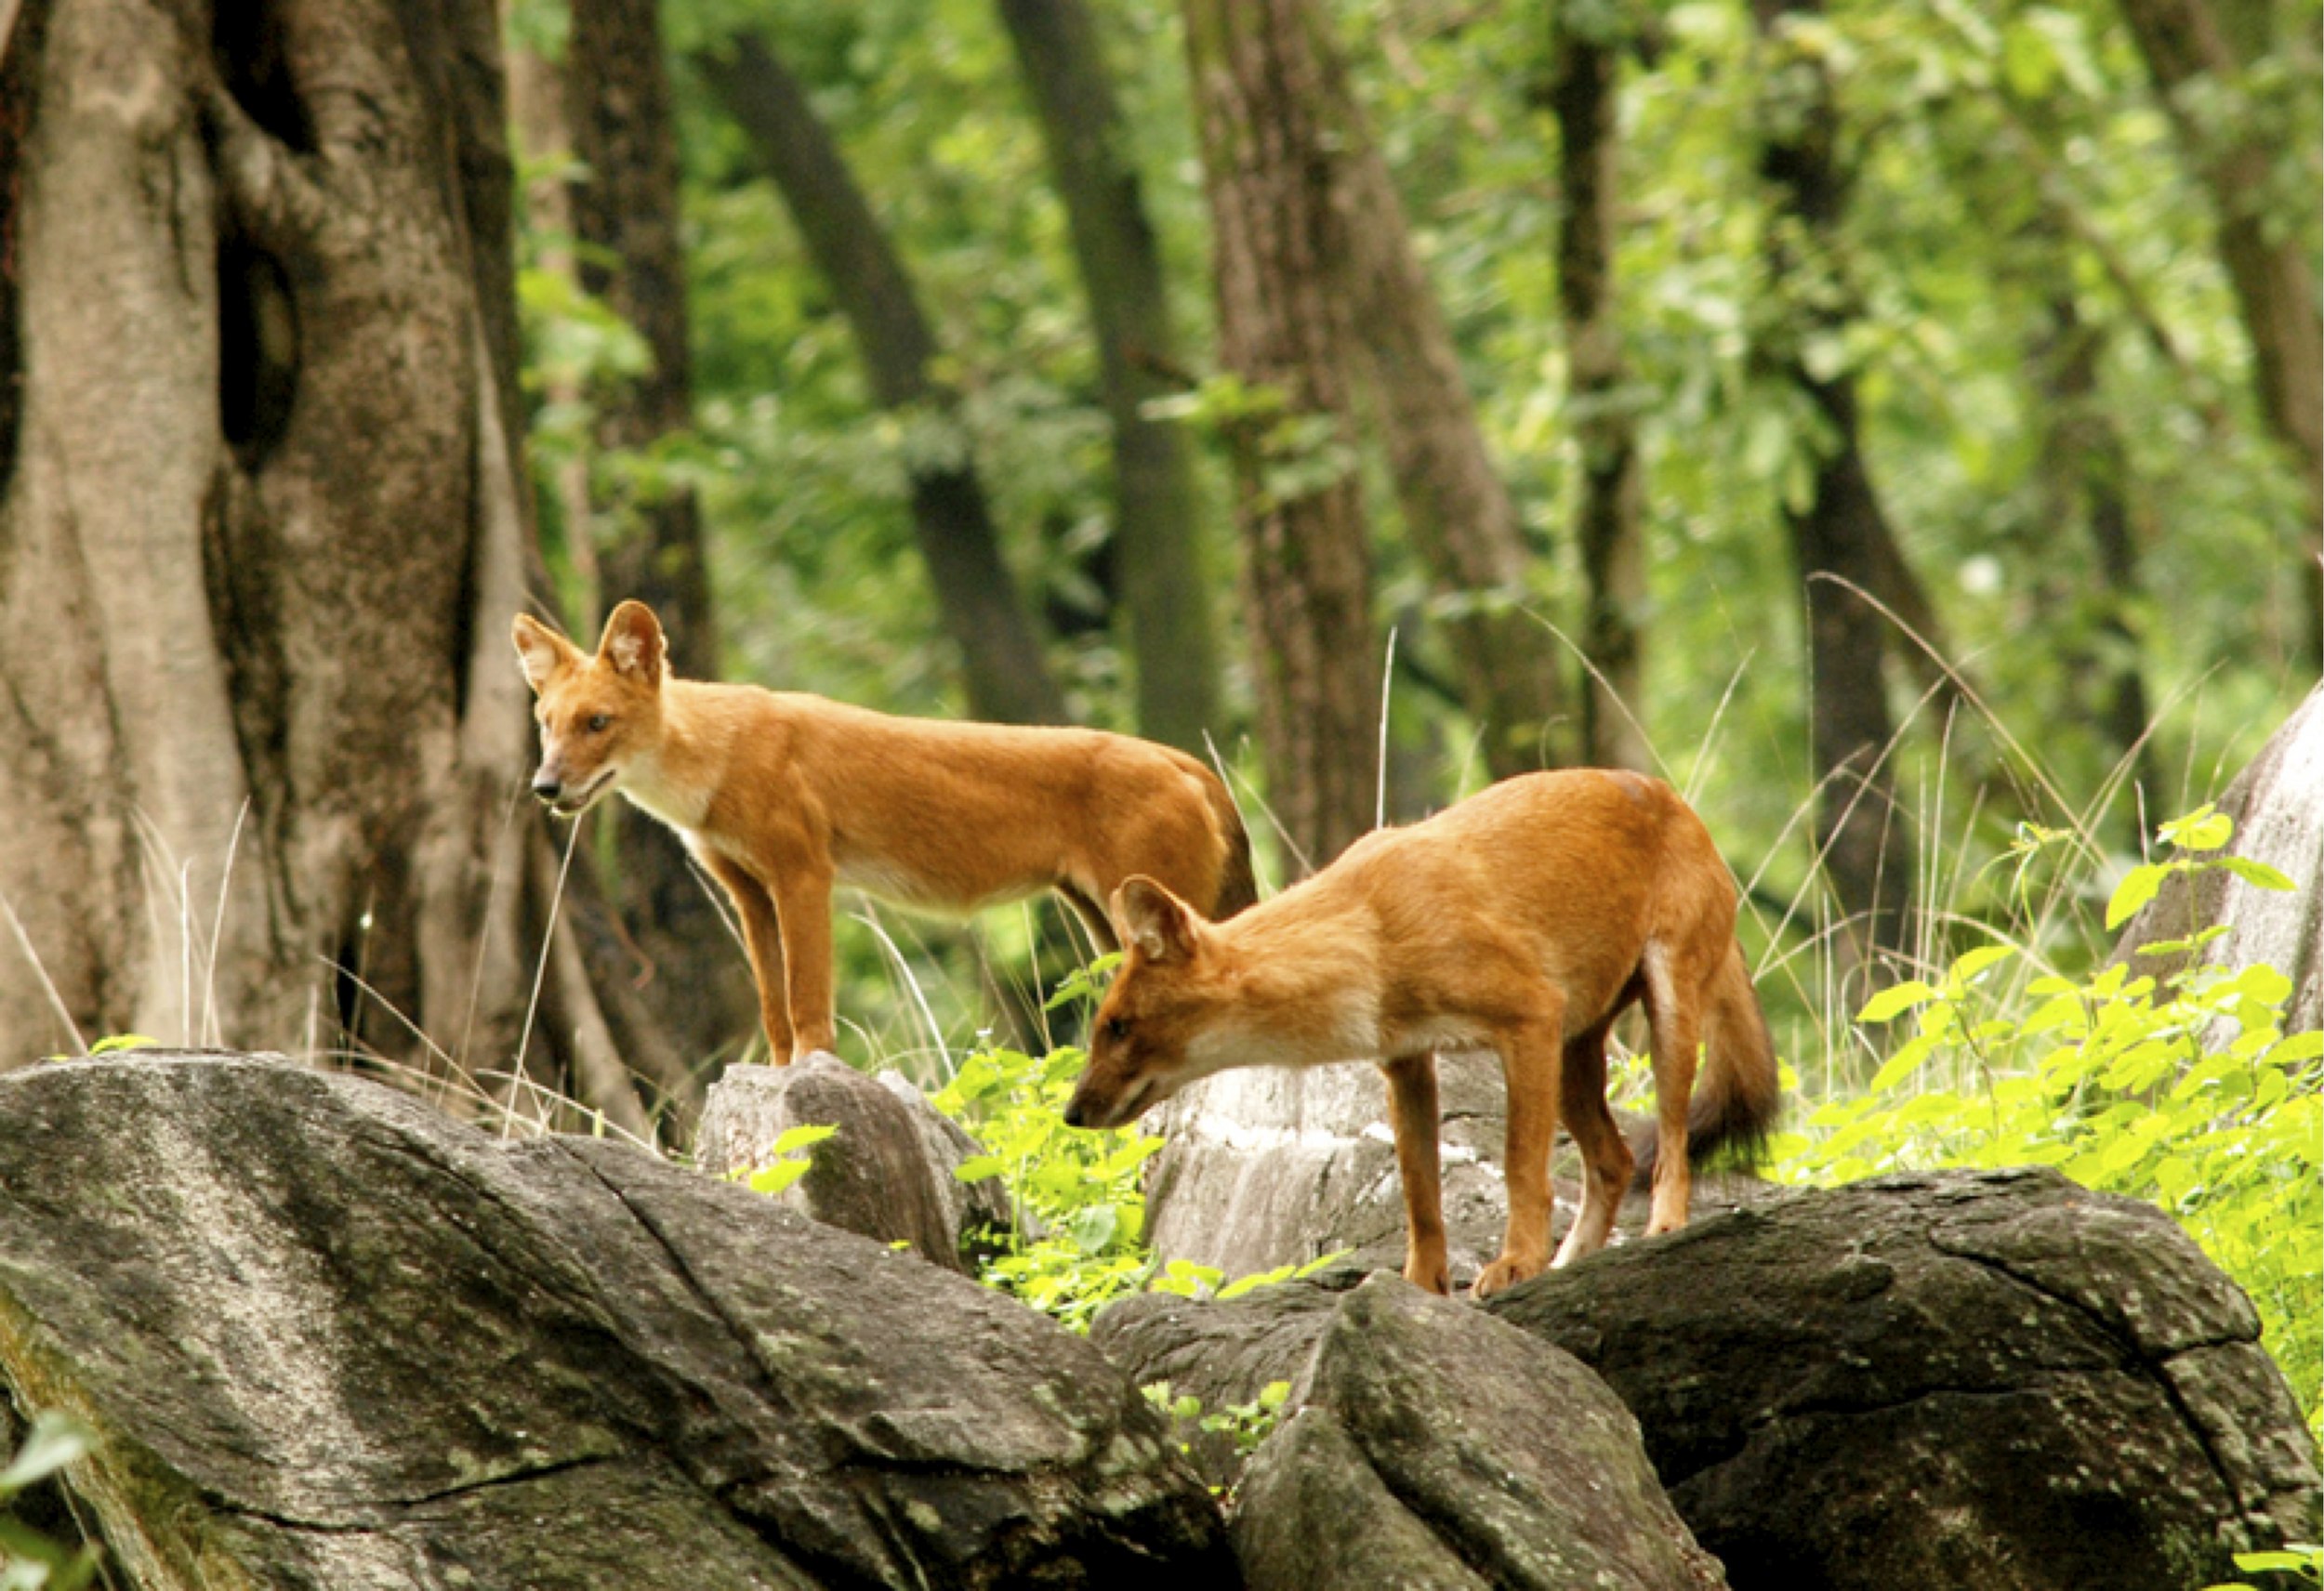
[1103,1016,1129,1042]
[587,714,611,733]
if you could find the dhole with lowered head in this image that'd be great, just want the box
[513,599,1256,1062]
[1063,769,1777,1297]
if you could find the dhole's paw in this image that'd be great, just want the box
[1471,1255,1544,1299]
[1403,1257,1451,1295]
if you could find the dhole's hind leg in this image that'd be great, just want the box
[1381,1052,1449,1295]
[1641,944,1710,1236]
[1552,1020,1634,1267]
[1475,997,1565,1299]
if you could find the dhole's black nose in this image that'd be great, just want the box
[531,773,561,802]
[1062,1097,1088,1129]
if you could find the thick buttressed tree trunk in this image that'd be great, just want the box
[560,0,755,1065]
[0,0,671,1135]
[1183,0,1380,871]
[2115,0,2322,663]
[699,33,1066,728]
[1752,0,1915,985]
[1549,7,1648,772]
[998,0,1222,755]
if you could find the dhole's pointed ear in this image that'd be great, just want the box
[1111,875,1203,965]
[598,599,667,688]
[511,613,580,694]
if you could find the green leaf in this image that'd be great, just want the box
[770,1123,838,1156]
[2106,863,2169,929]
[1858,980,1938,1024]
[1951,945,2014,981]
[1868,1036,1934,1094]
[0,1413,93,1496]
[953,1154,1007,1183]
[2217,856,2297,892]
[746,1159,812,1197]
[88,1032,158,1055]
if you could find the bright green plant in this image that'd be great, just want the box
[1142,1377,1295,1464]
[0,1413,99,1591]
[2203,1542,2324,1591]
[733,1124,839,1197]
[1783,810,2322,1436]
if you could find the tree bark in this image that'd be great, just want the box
[997,0,1222,754]
[560,0,754,1066]
[1333,98,1572,780]
[699,32,1067,728]
[1549,9,1648,772]
[2033,290,2159,841]
[1182,0,1380,871]
[2114,0,2322,664]
[1751,0,1915,983]
[0,0,667,1137]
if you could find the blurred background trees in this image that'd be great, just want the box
[1,0,2315,1103]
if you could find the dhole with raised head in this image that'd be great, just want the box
[1063,769,1777,1297]
[513,600,1256,1061]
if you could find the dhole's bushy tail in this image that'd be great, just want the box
[1631,940,1781,1179]
[1207,778,1260,918]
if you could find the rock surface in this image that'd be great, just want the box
[874,1067,1019,1253]
[0,1053,1234,1590]
[1142,1054,1777,1286]
[2110,680,2322,1032]
[1487,1167,2320,1591]
[1231,1276,1728,1591]
[694,1051,970,1269]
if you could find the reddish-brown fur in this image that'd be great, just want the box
[513,601,1255,1060]
[1064,769,1779,1298]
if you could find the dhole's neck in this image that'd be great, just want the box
[1209,901,1384,1067]
[617,678,740,833]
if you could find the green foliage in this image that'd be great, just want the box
[1783,814,2322,1436]
[1142,1377,1294,1464]
[2204,1542,2324,1589]
[935,1038,1162,1330]
[0,1413,99,1591]
[733,1123,839,1198]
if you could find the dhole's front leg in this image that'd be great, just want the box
[1381,1053,1449,1295]
[1474,1004,1565,1299]
[705,856,794,1061]
[770,863,838,1059]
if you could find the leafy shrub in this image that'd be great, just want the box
[1782,809,2322,1437]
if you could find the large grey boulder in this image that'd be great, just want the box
[1141,1053,1774,1287]
[1231,1276,1728,1591]
[2110,680,2322,1032]
[1488,1167,2320,1591]
[0,1053,1235,1590]
[695,1052,973,1269]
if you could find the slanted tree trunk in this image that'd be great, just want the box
[0,0,666,1136]
[560,0,754,1065]
[699,33,1066,728]
[1751,0,1915,983]
[1549,7,1648,772]
[1182,0,1380,870]
[2115,0,2322,664]
[997,0,1222,755]
[1333,98,1572,780]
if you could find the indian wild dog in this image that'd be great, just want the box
[512,600,1257,1061]
[1063,769,1778,1298]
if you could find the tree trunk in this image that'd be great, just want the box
[2033,290,2159,841]
[0,0,667,1137]
[1182,0,1380,871]
[1752,0,1915,984]
[698,33,1066,728]
[2116,0,2323,656]
[997,0,1221,754]
[1549,9,1648,772]
[1334,98,1572,780]
[560,0,754,1065]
